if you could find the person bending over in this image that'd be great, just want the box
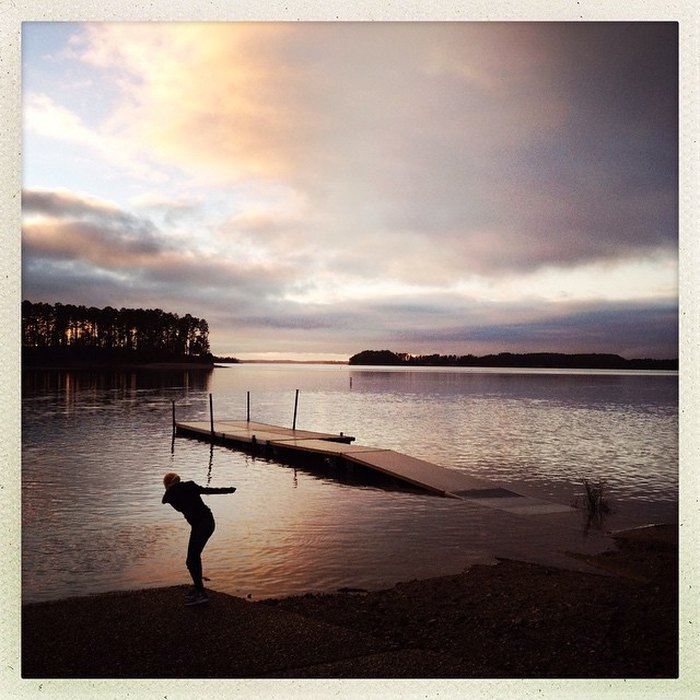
[162,472,236,606]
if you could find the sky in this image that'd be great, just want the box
[21,21,679,361]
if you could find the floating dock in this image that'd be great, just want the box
[175,420,574,516]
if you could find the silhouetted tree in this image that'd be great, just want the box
[348,349,677,370]
[349,350,403,365]
[22,300,212,363]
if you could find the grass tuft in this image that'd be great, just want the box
[582,478,611,515]
[572,478,612,533]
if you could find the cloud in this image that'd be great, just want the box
[23,181,677,358]
[21,23,679,359]
[69,23,310,183]
[22,189,170,264]
[24,93,169,183]
[64,22,676,282]
[203,294,678,360]
[22,187,315,317]
[24,93,101,149]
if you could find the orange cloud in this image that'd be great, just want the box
[76,23,315,183]
[72,23,571,188]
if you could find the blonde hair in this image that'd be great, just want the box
[163,472,181,489]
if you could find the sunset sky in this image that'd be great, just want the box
[21,21,678,360]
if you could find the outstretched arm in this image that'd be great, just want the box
[199,486,236,494]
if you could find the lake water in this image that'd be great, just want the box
[22,364,678,603]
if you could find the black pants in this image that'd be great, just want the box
[186,514,215,590]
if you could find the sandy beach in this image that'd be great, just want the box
[21,524,678,679]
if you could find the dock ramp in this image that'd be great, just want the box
[175,420,574,515]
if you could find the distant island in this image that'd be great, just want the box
[348,349,678,371]
[22,300,215,368]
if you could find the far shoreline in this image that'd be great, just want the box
[235,359,348,365]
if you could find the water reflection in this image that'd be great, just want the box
[22,365,678,603]
[348,367,677,410]
[22,367,213,395]
[207,443,213,485]
[171,428,426,498]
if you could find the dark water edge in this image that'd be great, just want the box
[22,366,214,394]
[22,345,215,369]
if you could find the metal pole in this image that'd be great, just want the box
[209,393,214,439]
[292,389,299,431]
[247,391,250,423]
[171,399,176,436]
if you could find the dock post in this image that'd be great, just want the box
[209,393,214,440]
[247,391,250,423]
[171,400,176,454]
[292,389,299,431]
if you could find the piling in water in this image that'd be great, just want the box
[292,389,299,431]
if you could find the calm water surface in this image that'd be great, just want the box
[22,364,678,603]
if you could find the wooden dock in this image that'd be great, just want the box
[175,420,574,515]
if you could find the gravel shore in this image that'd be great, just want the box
[21,524,678,679]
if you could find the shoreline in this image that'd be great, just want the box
[20,524,679,679]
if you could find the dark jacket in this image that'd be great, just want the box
[162,480,236,525]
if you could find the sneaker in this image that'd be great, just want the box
[184,587,199,600]
[184,590,208,606]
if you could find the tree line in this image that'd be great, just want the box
[348,349,678,371]
[22,300,212,364]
